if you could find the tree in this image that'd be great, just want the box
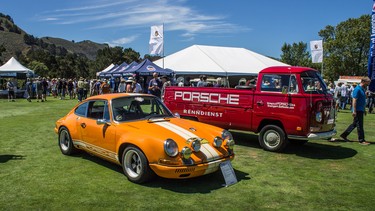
[28,61,49,76]
[280,42,312,67]
[0,44,5,63]
[123,48,141,63]
[319,15,370,81]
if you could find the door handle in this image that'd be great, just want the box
[80,123,86,128]
[256,101,264,106]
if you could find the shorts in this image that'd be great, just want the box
[8,90,15,98]
[37,90,43,96]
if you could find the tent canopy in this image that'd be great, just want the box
[0,57,34,77]
[96,63,115,76]
[124,59,173,76]
[154,45,289,76]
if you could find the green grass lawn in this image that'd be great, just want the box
[1,97,375,210]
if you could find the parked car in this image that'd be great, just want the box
[54,93,235,183]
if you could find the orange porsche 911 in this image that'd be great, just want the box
[55,93,235,183]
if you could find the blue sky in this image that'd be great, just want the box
[1,0,371,59]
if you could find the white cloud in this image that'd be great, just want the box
[106,35,138,47]
[38,0,249,38]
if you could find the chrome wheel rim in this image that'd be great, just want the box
[59,130,70,151]
[124,150,142,178]
[263,130,280,148]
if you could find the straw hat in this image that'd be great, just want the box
[126,77,134,83]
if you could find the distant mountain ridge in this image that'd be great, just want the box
[0,13,108,62]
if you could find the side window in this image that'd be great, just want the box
[75,102,88,117]
[261,74,289,93]
[289,75,298,93]
[87,100,107,119]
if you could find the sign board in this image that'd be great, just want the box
[220,160,238,187]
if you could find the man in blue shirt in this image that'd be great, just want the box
[340,77,371,145]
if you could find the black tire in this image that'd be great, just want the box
[121,146,155,183]
[58,127,77,155]
[259,125,288,152]
[289,139,308,145]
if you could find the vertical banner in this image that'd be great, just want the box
[368,1,375,92]
[310,40,323,63]
[149,25,164,55]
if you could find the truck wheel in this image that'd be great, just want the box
[122,146,155,184]
[259,125,288,152]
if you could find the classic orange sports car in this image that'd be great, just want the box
[55,93,235,183]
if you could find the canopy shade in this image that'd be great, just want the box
[124,59,173,76]
[0,57,34,77]
[154,45,289,76]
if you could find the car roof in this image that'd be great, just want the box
[83,93,154,101]
[261,66,316,74]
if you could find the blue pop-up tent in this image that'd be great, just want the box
[115,61,139,77]
[104,62,128,77]
[124,59,173,76]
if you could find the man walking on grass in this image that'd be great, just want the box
[340,77,372,145]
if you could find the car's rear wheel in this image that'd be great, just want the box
[122,146,154,183]
[58,127,77,155]
[259,125,288,152]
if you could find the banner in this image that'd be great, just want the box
[310,40,323,63]
[368,0,375,92]
[149,25,164,55]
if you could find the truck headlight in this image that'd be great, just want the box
[213,137,223,147]
[164,139,178,157]
[181,147,192,160]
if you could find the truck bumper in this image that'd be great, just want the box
[288,129,337,140]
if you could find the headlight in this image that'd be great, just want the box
[181,147,192,160]
[191,139,201,152]
[225,139,235,150]
[213,136,223,147]
[222,130,233,140]
[164,139,178,157]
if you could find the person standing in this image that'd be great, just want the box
[25,78,33,102]
[133,78,143,93]
[148,73,162,98]
[160,75,171,101]
[6,79,16,102]
[125,77,134,93]
[35,77,43,102]
[77,77,84,102]
[42,77,48,102]
[340,77,371,145]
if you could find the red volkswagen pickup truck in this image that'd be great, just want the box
[164,66,336,152]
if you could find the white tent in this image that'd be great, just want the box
[0,57,34,77]
[154,45,289,76]
[96,63,115,77]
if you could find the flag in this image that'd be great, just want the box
[149,25,164,55]
[310,40,323,63]
[368,0,375,92]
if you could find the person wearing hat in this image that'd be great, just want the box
[340,77,371,145]
[197,75,207,87]
[118,78,126,93]
[100,78,111,94]
[125,77,134,93]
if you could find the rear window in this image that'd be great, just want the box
[75,102,87,117]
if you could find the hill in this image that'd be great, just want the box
[0,13,108,63]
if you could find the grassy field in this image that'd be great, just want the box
[1,97,375,210]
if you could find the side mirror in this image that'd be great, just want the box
[174,113,180,118]
[97,119,111,126]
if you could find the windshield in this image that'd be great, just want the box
[301,70,328,94]
[111,96,173,122]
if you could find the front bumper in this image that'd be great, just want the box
[149,155,234,179]
[288,129,337,140]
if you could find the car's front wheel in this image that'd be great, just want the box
[122,146,154,183]
[58,127,77,155]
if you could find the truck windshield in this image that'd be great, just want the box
[301,71,328,94]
